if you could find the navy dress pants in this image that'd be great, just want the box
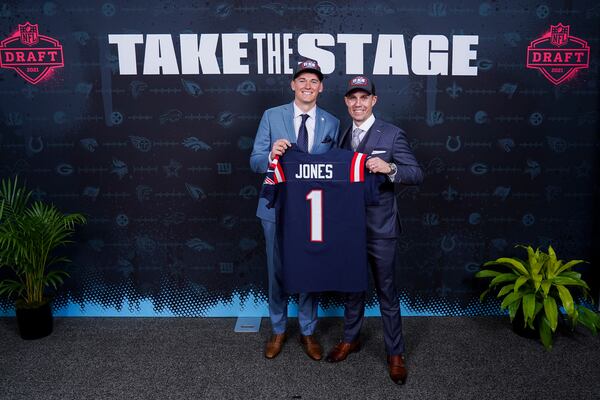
[343,238,405,355]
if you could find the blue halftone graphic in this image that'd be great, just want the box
[0,289,507,317]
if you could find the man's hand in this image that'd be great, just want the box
[366,157,392,174]
[270,139,291,159]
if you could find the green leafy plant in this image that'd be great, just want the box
[476,245,600,350]
[0,177,86,307]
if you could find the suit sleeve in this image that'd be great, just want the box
[250,110,272,174]
[391,129,424,185]
[259,159,279,209]
[364,173,385,206]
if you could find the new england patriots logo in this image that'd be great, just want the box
[351,76,368,86]
[300,60,317,69]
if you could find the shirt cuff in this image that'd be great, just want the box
[387,163,398,182]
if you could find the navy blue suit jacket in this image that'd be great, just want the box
[339,118,423,238]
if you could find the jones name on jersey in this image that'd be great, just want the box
[294,163,333,179]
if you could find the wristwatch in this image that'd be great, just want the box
[388,162,397,175]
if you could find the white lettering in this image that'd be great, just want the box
[108,33,479,77]
[412,35,448,75]
[452,35,478,76]
[266,33,281,74]
[297,34,335,74]
[143,34,179,75]
[222,33,249,74]
[338,34,372,74]
[282,33,293,74]
[253,33,266,74]
[294,163,334,179]
[180,34,221,74]
[108,34,144,75]
[372,34,409,75]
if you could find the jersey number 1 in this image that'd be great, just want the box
[306,190,323,242]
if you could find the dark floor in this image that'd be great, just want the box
[0,317,599,400]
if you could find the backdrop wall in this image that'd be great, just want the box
[0,0,598,317]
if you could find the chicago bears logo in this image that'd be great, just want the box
[526,23,590,85]
[0,22,64,84]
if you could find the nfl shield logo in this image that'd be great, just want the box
[19,22,39,46]
[550,23,569,47]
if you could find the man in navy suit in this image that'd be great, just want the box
[325,76,423,384]
[250,59,340,361]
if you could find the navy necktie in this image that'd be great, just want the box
[297,114,309,152]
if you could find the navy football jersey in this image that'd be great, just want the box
[261,145,380,293]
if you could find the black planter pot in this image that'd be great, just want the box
[511,306,538,339]
[15,300,53,340]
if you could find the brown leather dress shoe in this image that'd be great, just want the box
[264,333,287,359]
[387,355,408,385]
[325,340,361,363]
[299,335,323,361]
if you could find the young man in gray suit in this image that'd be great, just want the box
[250,60,340,361]
[326,76,423,384]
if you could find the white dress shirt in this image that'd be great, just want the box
[352,113,375,144]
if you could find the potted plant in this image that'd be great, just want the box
[476,245,600,350]
[0,177,86,339]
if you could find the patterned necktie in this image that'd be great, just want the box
[351,127,363,151]
[297,114,310,152]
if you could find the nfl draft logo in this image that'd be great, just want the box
[526,23,590,85]
[0,22,64,84]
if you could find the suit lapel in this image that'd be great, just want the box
[361,119,385,154]
[313,107,326,152]
[339,125,352,149]
[283,102,296,143]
